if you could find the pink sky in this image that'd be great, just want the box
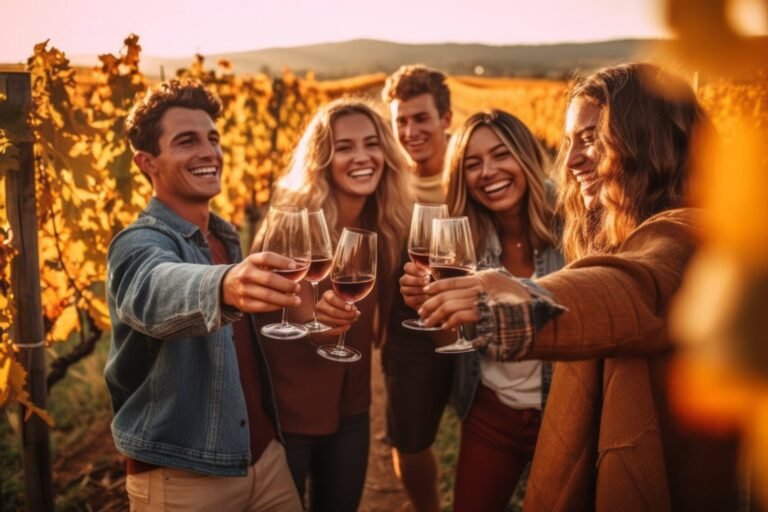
[2,0,671,62]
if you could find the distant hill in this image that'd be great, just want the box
[67,38,661,79]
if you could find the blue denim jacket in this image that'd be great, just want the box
[104,198,281,476]
[452,231,565,420]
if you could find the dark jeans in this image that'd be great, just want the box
[283,410,370,512]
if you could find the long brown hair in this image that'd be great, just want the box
[444,110,555,257]
[270,98,413,283]
[556,63,708,260]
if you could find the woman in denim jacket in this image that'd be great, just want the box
[401,110,563,511]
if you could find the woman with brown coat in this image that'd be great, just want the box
[417,63,742,511]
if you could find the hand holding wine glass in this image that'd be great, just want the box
[429,216,478,353]
[402,203,448,331]
[259,206,312,340]
[316,228,377,363]
[222,252,301,313]
[304,209,334,333]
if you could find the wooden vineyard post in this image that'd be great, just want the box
[1,71,54,511]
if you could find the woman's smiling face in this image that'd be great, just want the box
[463,125,528,215]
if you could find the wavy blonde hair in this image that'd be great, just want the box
[556,63,708,260]
[444,110,556,257]
[269,98,413,285]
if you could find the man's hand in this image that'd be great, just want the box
[315,289,360,336]
[400,262,431,312]
[419,275,483,330]
[222,252,302,313]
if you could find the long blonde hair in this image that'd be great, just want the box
[444,110,556,257]
[271,98,413,283]
[556,63,708,260]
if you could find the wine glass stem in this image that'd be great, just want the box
[311,281,319,325]
[336,331,347,350]
[280,307,288,326]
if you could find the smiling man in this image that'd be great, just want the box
[104,80,302,511]
[383,65,452,204]
[381,65,454,512]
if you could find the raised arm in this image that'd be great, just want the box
[108,228,299,340]
[422,211,702,362]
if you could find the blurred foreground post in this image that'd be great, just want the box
[1,72,53,511]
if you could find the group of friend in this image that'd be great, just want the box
[104,63,743,511]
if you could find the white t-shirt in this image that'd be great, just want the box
[480,271,542,410]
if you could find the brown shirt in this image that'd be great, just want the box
[207,232,275,463]
[260,278,378,435]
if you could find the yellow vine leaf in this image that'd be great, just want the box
[49,304,79,342]
[0,345,53,426]
[87,296,110,331]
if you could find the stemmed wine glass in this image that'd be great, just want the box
[402,203,448,331]
[260,206,311,340]
[304,209,333,333]
[429,216,478,354]
[316,228,377,363]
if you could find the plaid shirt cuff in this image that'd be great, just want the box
[473,279,567,362]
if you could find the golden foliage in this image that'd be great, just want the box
[1,35,766,437]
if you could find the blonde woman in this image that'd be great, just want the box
[400,110,564,511]
[253,98,413,512]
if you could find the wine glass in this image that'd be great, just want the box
[429,216,478,354]
[316,228,377,363]
[402,203,448,331]
[304,209,333,333]
[260,206,311,340]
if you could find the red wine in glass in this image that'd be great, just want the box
[260,206,311,340]
[402,203,448,332]
[303,209,335,333]
[331,275,375,303]
[274,258,311,282]
[407,248,431,270]
[317,228,377,363]
[306,256,333,282]
[430,264,473,281]
[430,216,478,354]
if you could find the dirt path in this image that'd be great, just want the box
[359,347,412,511]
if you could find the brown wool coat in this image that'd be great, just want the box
[486,209,741,511]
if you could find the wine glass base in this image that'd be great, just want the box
[305,320,332,333]
[261,322,309,340]
[435,340,476,354]
[316,344,361,363]
[401,319,442,332]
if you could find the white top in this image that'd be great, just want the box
[480,271,542,410]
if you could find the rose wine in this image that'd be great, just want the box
[408,248,431,270]
[305,256,333,282]
[274,259,310,282]
[430,264,473,280]
[332,275,376,303]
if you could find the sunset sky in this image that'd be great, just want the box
[0,0,673,62]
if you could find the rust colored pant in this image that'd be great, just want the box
[453,384,541,512]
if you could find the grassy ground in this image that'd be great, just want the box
[0,336,116,511]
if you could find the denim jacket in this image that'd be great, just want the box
[104,198,281,476]
[452,231,565,420]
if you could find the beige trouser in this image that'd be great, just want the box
[126,440,302,512]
